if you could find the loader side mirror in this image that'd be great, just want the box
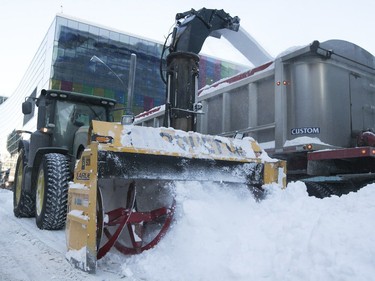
[121,113,134,125]
[22,101,33,115]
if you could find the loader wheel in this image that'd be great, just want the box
[35,153,70,230]
[13,149,35,217]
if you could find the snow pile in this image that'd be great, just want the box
[1,182,375,280]
[120,125,273,162]
[134,105,165,124]
[198,62,274,97]
[199,81,230,96]
[69,182,89,190]
[65,247,89,272]
[284,136,330,147]
[260,136,332,151]
[67,210,89,221]
[115,181,375,281]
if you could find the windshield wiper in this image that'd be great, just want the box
[86,104,102,121]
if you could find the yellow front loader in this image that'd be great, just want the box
[65,8,286,273]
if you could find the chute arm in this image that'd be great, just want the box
[164,8,240,131]
[169,8,240,54]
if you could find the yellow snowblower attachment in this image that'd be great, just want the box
[66,120,286,273]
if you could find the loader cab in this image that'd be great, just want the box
[15,89,116,230]
[23,89,116,158]
[50,98,109,153]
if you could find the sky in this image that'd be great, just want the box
[0,0,375,97]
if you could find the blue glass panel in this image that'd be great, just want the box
[55,17,68,41]
[119,34,129,44]
[67,19,79,29]
[78,22,89,32]
[89,25,99,36]
[99,28,110,45]
[109,31,119,41]
[115,91,125,104]
[49,15,242,113]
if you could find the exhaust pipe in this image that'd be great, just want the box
[122,53,137,125]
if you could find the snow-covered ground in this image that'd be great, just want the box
[1,181,374,281]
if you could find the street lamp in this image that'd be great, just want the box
[90,55,137,125]
[90,55,125,87]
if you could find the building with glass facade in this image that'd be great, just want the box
[0,13,244,160]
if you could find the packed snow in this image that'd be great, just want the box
[0,181,374,281]
[284,136,330,147]
[97,121,275,162]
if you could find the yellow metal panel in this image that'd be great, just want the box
[263,160,287,187]
[67,213,89,226]
[66,143,99,266]
[66,217,88,250]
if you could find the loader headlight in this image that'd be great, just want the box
[92,134,113,144]
[40,123,55,134]
[50,93,67,98]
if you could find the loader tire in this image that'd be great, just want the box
[35,153,70,230]
[13,149,35,217]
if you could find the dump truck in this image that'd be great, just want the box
[13,89,116,229]
[136,37,375,197]
[196,39,375,197]
[65,8,286,273]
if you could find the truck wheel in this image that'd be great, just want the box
[13,149,35,217]
[35,153,70,230]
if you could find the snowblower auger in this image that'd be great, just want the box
[65,120,286,273]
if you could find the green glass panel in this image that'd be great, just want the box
[82,85,93,95]
[72,83,83,93]
[51,79,61,90]
[93,87,104,97]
